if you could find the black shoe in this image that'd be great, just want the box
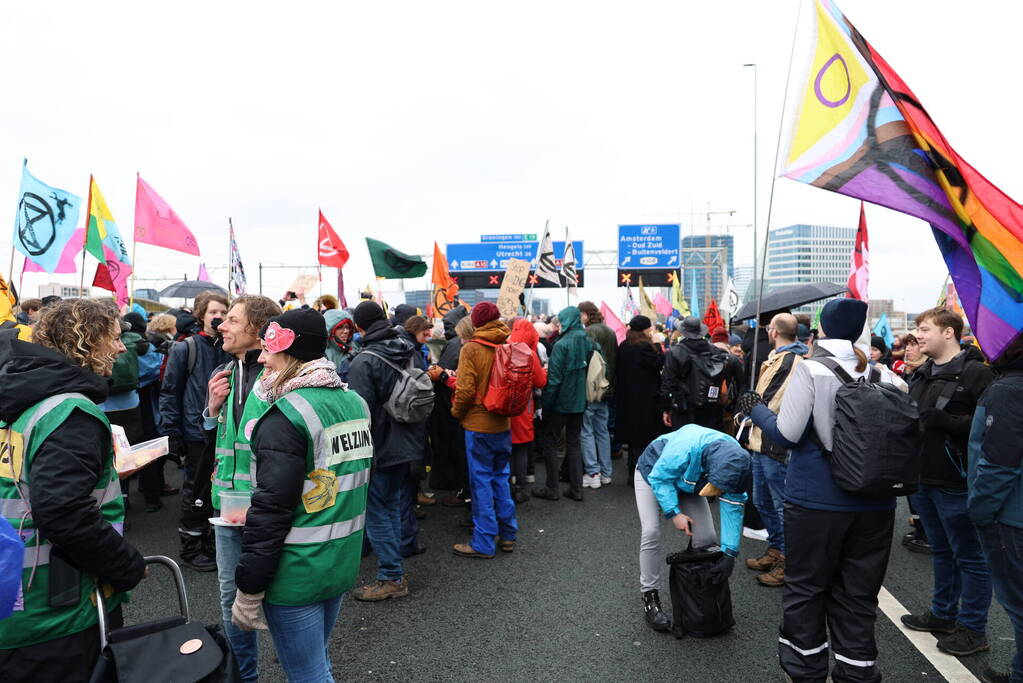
[513,487,530,504]
[902,529,932,554]
[643,590,671,632]
[144,500,163,513]
[937,626,990,657]
[563,487,584,502]
[980,666,1011,683]
[532,487,560,501]
[402,542,427,558]
[901,610,957,634]
[181,552,217,572]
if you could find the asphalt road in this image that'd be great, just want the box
[122,460,1016,682]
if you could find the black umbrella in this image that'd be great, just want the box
[158,280,228,299]
[733,281,847,321]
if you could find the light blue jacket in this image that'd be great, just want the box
[637,424,749,556]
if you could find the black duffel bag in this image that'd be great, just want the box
[89,556,241,683]
[665,542,735,639]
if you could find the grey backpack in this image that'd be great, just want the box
[362,351,435,423]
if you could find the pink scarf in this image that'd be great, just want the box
[257,357,344,403]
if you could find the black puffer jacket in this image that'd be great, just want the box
[0,331,144,592]
[909,345,993,489]
[235,406,306,595]
[347,319,424,468]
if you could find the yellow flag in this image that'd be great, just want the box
[638,276,657,320]
[671,272,691,318]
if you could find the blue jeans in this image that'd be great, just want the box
[465,430,517,556]
[752,453,787,554]
[580,399,612,477]
[263,595,344,683]
[978,523,1023,682]
[214,524,259,682]
[365,463,406,581]
[910,485,993,632]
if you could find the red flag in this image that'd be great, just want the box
[317,210,349,268]
[847,202,869,301]
[431,241,459,317]
[703,299,725,334]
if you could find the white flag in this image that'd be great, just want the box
[724,278,740,318]
[534,222,560,286]
[562,228,577,292]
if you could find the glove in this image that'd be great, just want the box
[135,339,151,356]
[734,390,765,419]
[231,590,268,631]
[706,554,735,584]
[919,407,951,433]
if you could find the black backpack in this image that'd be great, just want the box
[666,542,735,638]
[686,346,729,408]
[814,358,921,498]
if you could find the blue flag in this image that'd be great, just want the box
[872,312,895,348]
[13,161,82,273]
[689,269,701,320]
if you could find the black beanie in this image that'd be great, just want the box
[261,308,328,361]
[353,301,385,331]
[628,315,652,332]
[819,298,867,342]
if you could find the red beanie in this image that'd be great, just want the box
[710,326,729,344]
[471,301,500,327]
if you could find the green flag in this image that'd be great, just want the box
[365,237,427,279]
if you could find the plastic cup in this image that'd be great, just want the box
[220,491,251,525]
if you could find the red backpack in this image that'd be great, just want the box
[472,339,534,416]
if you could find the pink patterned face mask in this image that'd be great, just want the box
[263,322,296,353]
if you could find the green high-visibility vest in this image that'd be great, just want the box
[0,393,127,648]
[212,364,271,510]
[252,386,372,606]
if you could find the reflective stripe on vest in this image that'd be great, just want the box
[283,512,366,544]
[278,392,327,468]
[3,476,122,522]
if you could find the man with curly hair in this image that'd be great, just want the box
[0,299,146,680]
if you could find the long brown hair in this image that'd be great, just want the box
[853,345,868,372]
[269,355,307,399]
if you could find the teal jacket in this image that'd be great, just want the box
[542,307,598,414]
[968,368,1023,529]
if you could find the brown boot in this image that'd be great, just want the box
[757,556,786,587]
[453,542,495,559]
[352,578,409,601]
[745,547,781,571]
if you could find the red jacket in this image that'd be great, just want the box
[508,319,547,444]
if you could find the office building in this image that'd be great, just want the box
[682,234,734,309]
[38,283,90,299]
[765,224,855,316]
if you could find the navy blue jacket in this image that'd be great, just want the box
[968,367,1023,529]
[158,333,229,442]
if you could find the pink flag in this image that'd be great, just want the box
[198,263,211,281]
[600,301,626,344]
[23,228,86,274]
[653,293,674,317]
[847,202,869,301]
[134,175,200,255]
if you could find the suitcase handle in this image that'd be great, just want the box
[96,555,191,650]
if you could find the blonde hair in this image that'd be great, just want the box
[270,355,306,399]
[34,299,121,375]
[147,313,177,336]
[454,316,475,341]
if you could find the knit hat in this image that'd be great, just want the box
[710,326,729,344]
[870,335,889,354]
[260,308,328,361]
[819,298,867,342]
[679,316,708,340]
[391,303,417,327]
[352,301,386,331]
[471,301,500,327]
[796,324,811,343]
[628,315,651,332]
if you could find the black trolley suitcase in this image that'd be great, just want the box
[89,555,240,683]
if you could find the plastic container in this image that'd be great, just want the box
[112,432,169,474]
[220,491,252,525]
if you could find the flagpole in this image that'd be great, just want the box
[751,0,803,389]
[525,218,548,316]
[227,218,233,303]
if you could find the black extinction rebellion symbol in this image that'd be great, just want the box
[17,192,63,256]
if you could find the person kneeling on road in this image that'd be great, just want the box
[634,424,751,632]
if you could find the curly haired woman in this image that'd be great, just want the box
[0,299,146,682]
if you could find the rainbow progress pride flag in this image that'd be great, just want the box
[782,0,1023,360]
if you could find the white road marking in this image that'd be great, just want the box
[878,586,979,682]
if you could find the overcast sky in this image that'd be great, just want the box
[2,1,1020,314]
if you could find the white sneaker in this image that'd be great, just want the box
[600,475,612,486]
[743,526,769,541]
[526,474,535,483]
[582,474,601,489]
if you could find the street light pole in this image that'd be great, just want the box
[743,63,758,317]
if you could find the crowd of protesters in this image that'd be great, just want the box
[0,289,1020,683]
